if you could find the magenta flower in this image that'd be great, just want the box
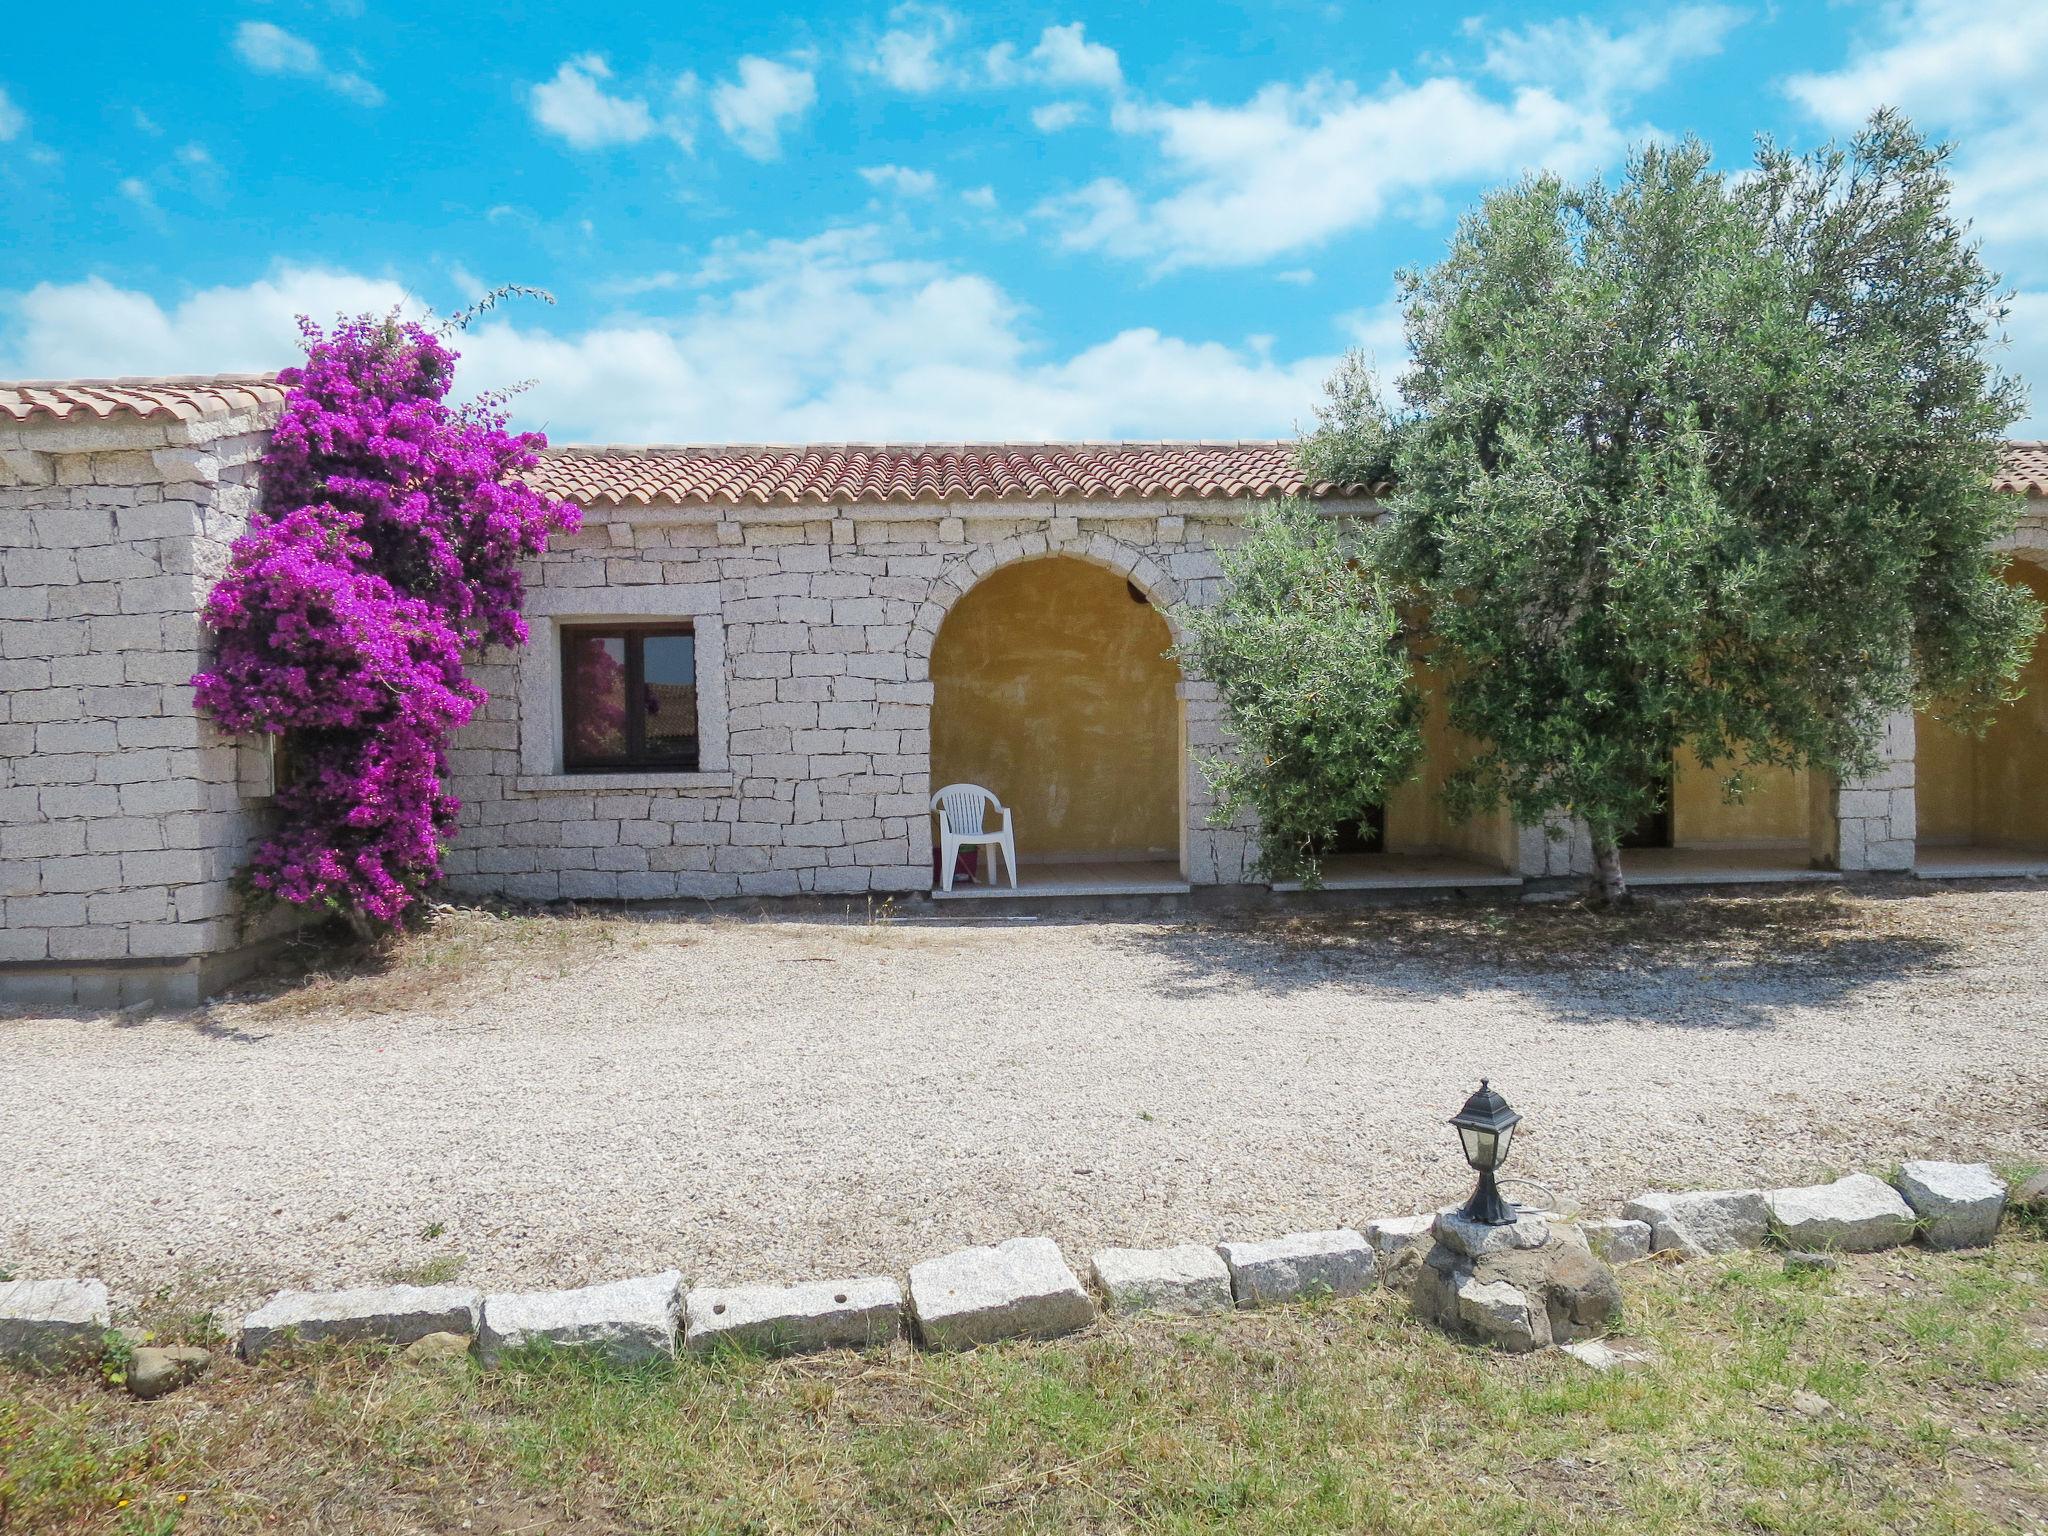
[192,315,579,926]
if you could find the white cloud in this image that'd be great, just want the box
[859,4,961,92]
[326,72,384,107]
[1783,0,2039,128]
[1031,101,1085,132]
[987,22,1123,91]
[1037,10,1745,271]
[1,242,1339,441]
[233,21,320,76]
[529,55,654,147]
[962,184,998,209]
[0,85,27,142]
[712,56,817,160]
[459,229,1334,440]
[1782,0,2048,256]
[527,54,693,150]
[1029,22,1121,91]
[1998,290,2047,436]
[117,178,158,216]
[231,21,383,107]
[859,164,939,196]
[0,266,414,379]
[1473,5,1742,102]
[1047,74,1625,269]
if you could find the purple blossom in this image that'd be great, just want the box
[192,315,579,925]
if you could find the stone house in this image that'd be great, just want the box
[3,373,2045,1007]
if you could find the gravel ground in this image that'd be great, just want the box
[5,881,2045,1315]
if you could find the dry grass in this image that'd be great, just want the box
[5,1235,2043,1535]
[1154,879,2020,976]
[227,904,685,1021]
[234,878,2031,1014]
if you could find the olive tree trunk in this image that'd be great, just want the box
[1589,830,1632,906]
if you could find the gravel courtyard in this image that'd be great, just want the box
[6,882,2045,1312]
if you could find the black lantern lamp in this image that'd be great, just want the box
[1450,1079,1522,1225]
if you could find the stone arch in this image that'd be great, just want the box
[915,532,1193,876]
[2002,530,2048,573]
[908,528,1189,683]
[1914,537,2048,865]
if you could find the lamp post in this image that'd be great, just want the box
[1450,1079,1522,1226]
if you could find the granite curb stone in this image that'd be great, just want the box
[0,1278,112,1367]
[909,1237,1096,1349]
[479,1271,683,1367]
[239,1284,481,1361]
[1216,1230,1375,1307]
[1894,1161,2007,1249]
[685,1276,903,1355]
[1089,1244,1234,1315]
[1622,1189,1770,1257]
[1765,1174,1916,1253]
[1578,1218,1653,1266]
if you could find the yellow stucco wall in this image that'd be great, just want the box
[1383,665,1516,867]
[1914,711,1978,843]
[1671,748,1812,848]
[1918,561,2048,850]
[930,557,1181,860]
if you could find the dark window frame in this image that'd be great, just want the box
[560,622,700,773]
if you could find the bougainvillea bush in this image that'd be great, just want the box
[193,314,577,929]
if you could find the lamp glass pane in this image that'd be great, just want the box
[1494,1121,1515,1167]
[1457,1125,1496,1169]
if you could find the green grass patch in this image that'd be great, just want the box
[2,1238,2042,1533]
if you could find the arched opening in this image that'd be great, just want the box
[929,556,1184,891]
[1621,750,1829,884]
[1915,560,2048,876]
[1279,657,1523,890]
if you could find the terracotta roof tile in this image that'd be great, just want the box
[3,370,2042,502]
[0,373,291,424]
[524,442,1373,507]
[529,440,2048,508]
[1995,441,2048,497]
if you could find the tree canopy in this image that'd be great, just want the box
[1300,111,2041,900]
[1174,500,1422,884]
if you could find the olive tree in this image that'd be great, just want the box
[1175,499,1422,884]
[1316,112,2039,902]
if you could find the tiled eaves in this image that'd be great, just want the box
[1998,442,2048,498]
[523,442,1382,508]
[0,374,291,425]
[1,370,2041,500]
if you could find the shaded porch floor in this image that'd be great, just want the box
[1269,853,1521,892]
[930,859,1190,900]
[1914,845,2048,880]
[1624,846,1840,886]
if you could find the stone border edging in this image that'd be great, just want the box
[0,1160,2020,1373]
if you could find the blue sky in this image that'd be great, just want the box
[2,0,2044,442]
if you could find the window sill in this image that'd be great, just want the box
[514,771,734,794]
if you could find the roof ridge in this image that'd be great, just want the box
[0,370,285,389]
[538,439,1302,455]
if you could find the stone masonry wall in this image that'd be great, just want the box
[438,494,2048,903]
[438,503,1300,902]
[0,406,286,1007]
[8,421,2039,1004]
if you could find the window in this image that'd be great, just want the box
[560,624,699,772]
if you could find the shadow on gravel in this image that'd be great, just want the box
[1110,888,1967,1030]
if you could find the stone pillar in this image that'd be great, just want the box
[1513,813,1592,880]
[0,397,291,1006]
[1832,708,1916,872]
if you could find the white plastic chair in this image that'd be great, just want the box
[930,783,1019,892]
